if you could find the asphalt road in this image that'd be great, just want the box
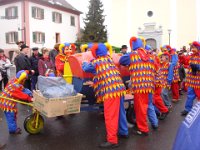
[0,92,188,150]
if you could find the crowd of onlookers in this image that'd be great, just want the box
[0,41,61,91]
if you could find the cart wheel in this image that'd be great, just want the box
[126,104,136,125]
[24,113,44,134]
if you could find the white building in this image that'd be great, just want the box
[106,0,200,50]
[0,0,81,52]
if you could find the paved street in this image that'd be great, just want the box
[0,92,188,150]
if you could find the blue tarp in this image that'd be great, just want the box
[172,102,200,150]
[37,76,76,98]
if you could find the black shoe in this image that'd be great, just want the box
[158,112,169,120]
[118,134,129,139]
[151,125,159,130]
[181,110,189,116]
[56,116,65,120]
[179,89,183,95]
[0,144,6,150]
[156,112,161,118]
[99,142,119,149]
[9,128,22,134]
[133,128,149,136]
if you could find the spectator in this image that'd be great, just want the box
[182,45,187,52]
[49,43,59,67]
[29,47,42,90]
[0,49,12,91]
[14,44,32,90]
[16,41,24,50]
[120,45,128,54]
[38,48,55,76]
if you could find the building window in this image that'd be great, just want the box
[147,11,153,17]
[33,32,45,44]
[5,32,18,44]
[5,6,18,19]
[52,12,62,23]
[32,7,44,20]
[70,16,75,26]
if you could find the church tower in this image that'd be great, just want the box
[107,0,200,50]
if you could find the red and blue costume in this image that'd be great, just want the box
[170,48,180,101]
[161,45,180,101]
[159,52,172,108]
[145,45,169,115]
[120,37,158,134]
[153,54,169,115]
[55,42,76,77]
[182,41,200,115]
[0,70,32,134]
[82,43,128,146]
[55,42,70,76]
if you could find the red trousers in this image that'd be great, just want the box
[171,82,179,100]
[153,87,168,113]
[104,97,120,144]
[133,93,149,133]
[194,88,200,100]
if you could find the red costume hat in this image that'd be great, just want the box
[191,41,200,50]
[91,43,107,58]
[129,37,143,50]
[162,51,171,59]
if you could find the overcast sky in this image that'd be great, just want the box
[66,0,109,28]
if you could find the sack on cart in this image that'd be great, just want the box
[37,75,76,98]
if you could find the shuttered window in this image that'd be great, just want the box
[70,16,75,26]
[32,7,44,20]
[5,32,18,44]
[33,32,45,44]
[52,12,62,23]
[5,6,18,19]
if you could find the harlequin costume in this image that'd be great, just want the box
[161,45,180,102]
[55,42,70,76]
[120,37,158,134]
[80,43,93,52]
[82,43,128,148]
[63,43,76,83]
[145,45,168,118]
[170,48,180,101]
[181,41,200,116]
[179,53,190,69]
[148,51,169,119]
[0,70,32,134]
[179,52,191,92]
[157,51,173,109]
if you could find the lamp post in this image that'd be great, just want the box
[18,26,26,44]
[168,29,172,46]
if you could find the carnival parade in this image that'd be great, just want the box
[0,0,200,150]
